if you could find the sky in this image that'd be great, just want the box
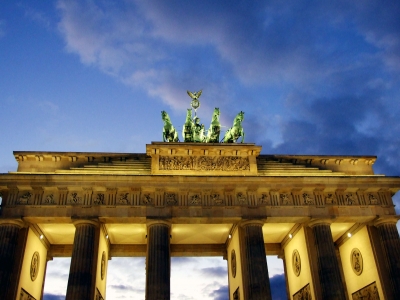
[1,0,400,299]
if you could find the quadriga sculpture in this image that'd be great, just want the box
[222,111,245,143]
[161,111,179,142]
[182,108,194,142]
[205,108,221,143]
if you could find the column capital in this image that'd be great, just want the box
[373,216,399,227]
[0,218,25,228]
[308,218,333,228]
[71,218,99,227]
[146,219,171,229]
[239,219,265,228]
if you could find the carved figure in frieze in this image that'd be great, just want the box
[69,192,81,204]
[223,111,245,143]
[236,192,247,205]
[325,193,335,204]
[93,193,105,205]
[205,108,221,143]
[182,108,194,142]
[143,194,153,205]
[259,194,269,205]
[165,193,177,205]
[302,193,313,205]
[190,194,201,205]
[346,193,355,205]
[161,110,179,142]
[43,194,55,204]
[118,193,129,204]
[280,193,291,205]
[17,192,32,204]
[159,156,194,170]
[211,193,224,205]
[368,193,379,205]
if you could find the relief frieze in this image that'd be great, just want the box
[211,193,224,205]
[17,192,32,204]
[42,194,56,204]
[118,193,130,205]
[159,156,250,171]
[165,193,177,205]
[258,193,269,205]
[293,283,312,300]
[352,282,379,300]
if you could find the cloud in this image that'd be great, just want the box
[19,3,52,30]
[200,266,227,278]
[207,285,229,300]
[269,274,287,300]
[43,294,65,300]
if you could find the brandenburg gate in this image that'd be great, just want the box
[1,143,400,299]
[1,91,400,300]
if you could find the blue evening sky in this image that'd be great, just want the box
[1,1,400,299]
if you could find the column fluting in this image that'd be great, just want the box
[0,219,24,300]
[146,220,171,300]
[375,218,400,296]
[239,220,272,300]
[309,220,345,300]
[66,219,99,300]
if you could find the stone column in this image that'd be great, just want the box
[309,220,345,300]
[239,220,272,300]
[0,219,25,300]
[374,217,400,296]
[146,220,171,300]
[66,219,100,300]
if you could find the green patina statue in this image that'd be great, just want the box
[205,107,221,143]
[161,110,179,142]
[161,91,245,143]
[187,90,202,113]
[192,116,205,142]
[182,108,194,142]
[222,111,245,143]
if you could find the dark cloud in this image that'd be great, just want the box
[200,266,227,278]
[270,274,288,300]
[43,294,64,300]
[208,285,229,300]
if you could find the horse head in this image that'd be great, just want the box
[185,109,192,122]
[161,111,170,123]
[212,108,220,121]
